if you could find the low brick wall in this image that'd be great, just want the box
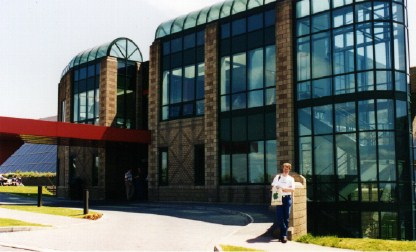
[289,173,307,240]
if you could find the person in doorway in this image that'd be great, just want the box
[124,168,134,200]
[271,162,295,243]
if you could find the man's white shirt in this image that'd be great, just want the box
[271,174,295,196]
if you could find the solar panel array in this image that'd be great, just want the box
[0,143,57,173]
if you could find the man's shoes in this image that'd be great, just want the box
[281,236,288,243]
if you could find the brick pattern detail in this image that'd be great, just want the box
[57,146,70,198]
[276,0,295,166]
[100,57,117,127]
[204,23,219,191]
[158,118,204,186]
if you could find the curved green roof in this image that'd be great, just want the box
[61,37,143,77]
[155,0,276,39]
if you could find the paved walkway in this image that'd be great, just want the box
[0,193,356,251]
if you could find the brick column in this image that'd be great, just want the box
[289,174,307,240]
[410,67,416,140]
[57,72,72,123]
[276,0,295,166]
[205,23,219,199]
[136,62,148,130]
[64,73,71,122]
[100,57,117,127]
[410,67,416,119]
[275,0,307,240]
[57,72,72,198]
[148,41,162,197]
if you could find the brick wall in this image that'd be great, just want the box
[410,67,416,119]
[100,57,117,127]
[57,72,71,198]
[204,22,219,200]
[148,40,161,197]
[158,118,205,186]
[276,0,295,166]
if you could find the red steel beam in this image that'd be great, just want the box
[0,116,151,145]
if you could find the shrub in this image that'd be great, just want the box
[3,172,55,178]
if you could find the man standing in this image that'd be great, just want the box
[124,168,134,200]
[271,162,295,243]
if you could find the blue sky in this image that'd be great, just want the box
[0,0,414,120]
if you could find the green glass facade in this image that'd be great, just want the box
[129,0,416,240]
[295,0,413,239]
[73,63,100,124]
[115,60,137,129]
[219,4,277,184]
[155,0,276,39]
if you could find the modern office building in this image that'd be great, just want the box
[56,0,414,240]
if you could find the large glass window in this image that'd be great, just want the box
[312,32,331,78]
[333,26,354,74]
[356,23,374,71]
[92,155,99,186]
[295,0,411,240]
[313,104,333,134]
[194,145,205,186]
[72,63,100,125]
[374,22,391,69]
[297,37,311,81]
[219,6,276,185]
[161,30,205,120]
[115,60,136,129]
[159,148,168,186]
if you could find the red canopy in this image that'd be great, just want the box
[0,116,150,165]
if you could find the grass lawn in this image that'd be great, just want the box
[297,234,416,251]
[0,205,103,220]
[1,186,102,221]
[0,218,49,227]
[0,186,53,197]
[220,234,416,251]
[220,245,264,251]
[1,205,100,219]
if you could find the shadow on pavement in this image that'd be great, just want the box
[0,192,274,226]
[246,225,276,244]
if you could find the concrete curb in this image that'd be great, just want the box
[0,241,47,252]
[0,226,49,233]
[213,209,256,252]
